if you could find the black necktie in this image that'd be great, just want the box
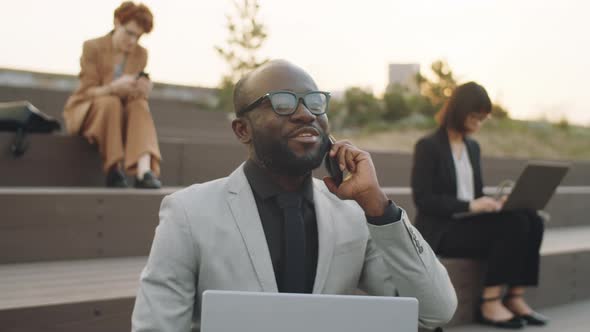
[276,192,306,293]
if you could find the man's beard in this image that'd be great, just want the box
[251,129,330,176]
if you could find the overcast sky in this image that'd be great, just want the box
[1,0,589,124]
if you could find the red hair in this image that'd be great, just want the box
[114,2,154,33]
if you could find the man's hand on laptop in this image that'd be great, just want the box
[469,196,502,213]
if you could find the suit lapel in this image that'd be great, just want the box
[226,165,278,292]
[95,33,115,84]
[312,182,335,293]
[437,128,457,195]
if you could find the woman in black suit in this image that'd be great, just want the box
[411,82,547,329]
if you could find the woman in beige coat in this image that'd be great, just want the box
[64,1,161,188]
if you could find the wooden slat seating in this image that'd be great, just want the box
[1,189,589,327]
[0,298,134,332]
[0,84,235,143]
[1,227,589,330]
[1,188,590,265]
[2,83,590,331]
[0,257,143,332]
[0,257,144,311]
[1,191,589,329]
[0,188,168,263]
[2,133,590,188]
[0,133,246,187]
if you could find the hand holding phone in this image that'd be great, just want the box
[133,72,152,98]
[324,135,352,187]
[324,135,343,186]
[322,135,389,216]
[109,74,136,96]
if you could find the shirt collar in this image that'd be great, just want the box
[243,159,314,204]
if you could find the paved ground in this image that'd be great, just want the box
[445,299,590,332]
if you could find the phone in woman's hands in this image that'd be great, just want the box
[136,71,149,80]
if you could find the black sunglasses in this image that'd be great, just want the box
[237,90,331,117]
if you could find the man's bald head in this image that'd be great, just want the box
[233,60,318,115]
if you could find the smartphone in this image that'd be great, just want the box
[324,135,344,186]
[136,71,149,80]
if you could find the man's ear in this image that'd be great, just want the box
[232,117,252,144]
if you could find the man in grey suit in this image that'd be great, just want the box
[132,60,457,331]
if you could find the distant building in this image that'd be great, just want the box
[388,63,420,94]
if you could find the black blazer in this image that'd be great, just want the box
[411,128,484,251]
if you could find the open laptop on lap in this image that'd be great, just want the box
[453,160,570,219]
[200,290,419,332]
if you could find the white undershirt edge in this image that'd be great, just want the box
[452,142,475,202]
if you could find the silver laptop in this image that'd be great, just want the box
[200,290,419,332]
[453,160,570,219]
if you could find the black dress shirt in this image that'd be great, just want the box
[243,160,402,293]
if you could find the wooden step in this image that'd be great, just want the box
[0,187,171,263]
[0,298,134,332]
[0,257,144,310]
[1,186,589,264]
[2,83,589,188]
[1,133,589,188]
[0,84,231,137]
[384,186,590,229]
[0,133,246,187]
[0,256,142,332]
[1,227,589,331]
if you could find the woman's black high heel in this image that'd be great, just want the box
[476,296,526,329]
[504,293,549,326]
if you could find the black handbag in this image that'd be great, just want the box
[0,101,61,157]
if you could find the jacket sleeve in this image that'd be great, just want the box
[358,210,457,329]
[132,194,199,332]
[411,138,470,217]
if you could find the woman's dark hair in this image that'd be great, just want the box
[435,81,492,133]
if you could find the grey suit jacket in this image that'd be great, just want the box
[132,165,457,331]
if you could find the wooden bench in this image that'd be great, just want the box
[1,228,589,331]
[2,132,590,188]
[0,84,229,139]
[0,257,145,332]
[1,187,589,264]
[0,133,246,187]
